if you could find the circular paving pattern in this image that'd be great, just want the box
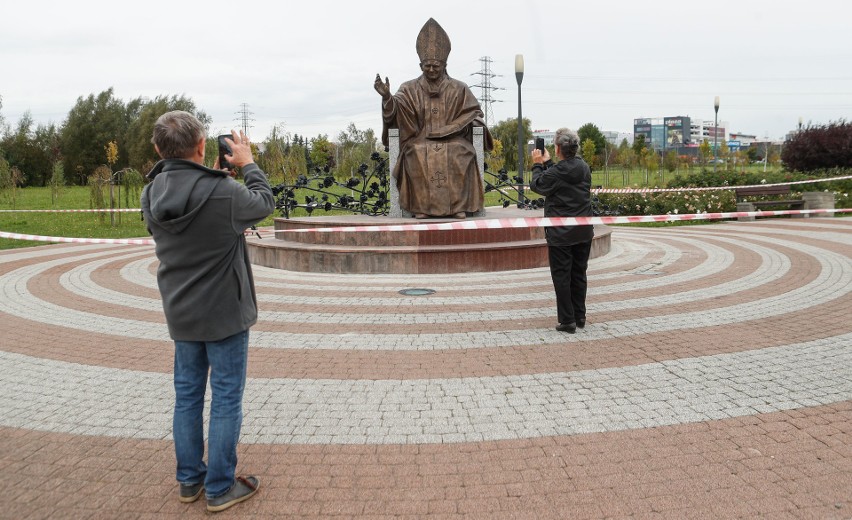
[1,218,850,518]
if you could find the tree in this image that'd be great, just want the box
[581,139,597,169]
[258,124,289,183]
[283,143,308,180]
[309,134,335,172]
[644,150,658,174]
[61,89,131,184]
[0,95,8,137]
[699,139,712,167]
[0,161,25,208]
[49,160,65,206]
[664,150,678,173]
[577,123,606,162]
[601,140,616,171]
[335,123,377,179]
[489,117,532,173]
[617,146,636,171]
[719,141,730,170]
[1,111,59,187]
[781,120,852,171]
[125,94,209,173]
[632,134,647,156]
[486,138,505,172]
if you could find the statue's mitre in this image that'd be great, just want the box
[416,18,451,63]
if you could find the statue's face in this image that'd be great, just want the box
[420,60,446,81]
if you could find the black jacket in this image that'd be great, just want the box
[141,159,274,341]
[529,156,594,245]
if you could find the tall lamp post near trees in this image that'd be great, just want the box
[713,96,720,173]
[515,54,525,205]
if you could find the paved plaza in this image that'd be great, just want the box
[1,218,851,519]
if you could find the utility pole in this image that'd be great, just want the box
[470,56,504,127]
[234,103,255,136]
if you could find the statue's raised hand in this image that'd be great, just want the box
[374,74,391,100]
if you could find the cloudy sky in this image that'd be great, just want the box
[2,0,850,142]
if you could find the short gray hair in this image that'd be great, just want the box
[554,127,580,157]
[151,110,206,159]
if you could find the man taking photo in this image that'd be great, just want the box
[141,110,274,513]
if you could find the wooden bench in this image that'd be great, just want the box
[734,185,805,221]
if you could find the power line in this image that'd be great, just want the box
[470,56,504,127]
[234,103,255,135]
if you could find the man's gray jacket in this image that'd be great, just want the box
[141,159,274,341]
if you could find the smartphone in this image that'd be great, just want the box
[217,134,233,170]
[535,137,545,152]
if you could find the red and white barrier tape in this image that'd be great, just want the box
[0,227,272,245]
[590,175,852,194]
[0,231,154,245]
[276,208,851,235]
[0,208,141,213]
[1,175,849,214]
[1,210,847,245]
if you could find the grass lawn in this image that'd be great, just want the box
[0,165,821,251]
[0,186,280,250]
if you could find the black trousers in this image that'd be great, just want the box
[547,240,592,325]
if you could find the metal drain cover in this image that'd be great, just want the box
[398,288,436,296]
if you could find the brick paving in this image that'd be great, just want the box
[1,217,850,519]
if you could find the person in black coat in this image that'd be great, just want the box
[529,128,594,333]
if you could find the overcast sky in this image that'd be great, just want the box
[3,0,851,143]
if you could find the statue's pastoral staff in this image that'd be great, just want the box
[374,18,493,219]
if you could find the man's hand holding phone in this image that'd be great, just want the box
[217,130,254,174]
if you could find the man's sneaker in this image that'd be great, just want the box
[207,476,259,513]
[179,482,204,503]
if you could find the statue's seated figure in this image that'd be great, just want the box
[375,18,493,219]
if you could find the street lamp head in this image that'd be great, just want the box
[515,54,524,85]
[714,96,720,112]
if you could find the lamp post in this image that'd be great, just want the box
[713,96,720,173]
[515,54,525,205]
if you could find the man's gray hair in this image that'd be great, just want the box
[151,110,206,159]
[554,127,580,157]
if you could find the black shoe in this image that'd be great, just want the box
[577,319,586,329]
[207,476,259,513]
[179,482,204,503]
[555,322,577,333]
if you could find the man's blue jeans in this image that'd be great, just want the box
[173,330,249,498]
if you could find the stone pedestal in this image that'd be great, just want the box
[802,191,835,218]
[248,207,612,274]
[736,202,755,222]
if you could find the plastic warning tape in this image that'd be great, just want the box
[275,208,851,235]
[0,227,273,245]
[1,175,849,213]
[0,208,141,213]
[1,211,848,245]
[589,175,852,194]
[0,231,154,245]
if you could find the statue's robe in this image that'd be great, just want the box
[381,74,493,216]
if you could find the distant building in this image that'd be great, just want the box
[532,129,555,146]
[602,131,633,146]
[729,132,757,145]
[634,117,694,151]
